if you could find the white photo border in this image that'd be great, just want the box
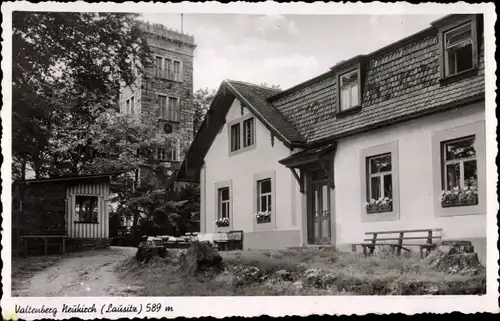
[1,2,498,319]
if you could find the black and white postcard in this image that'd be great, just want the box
[1,1,498,319]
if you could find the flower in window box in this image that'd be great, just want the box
[365,197,393,213]
[254,211,272,224]
[440,186,478,207]
[215,217,230,227]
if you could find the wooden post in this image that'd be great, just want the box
[427,231,433,244]
[370,233,377,255]
[62,237,66,254]
[24,238,28,256]
[44,238,48,255]
[396,232,404,256]
[424,230,433,258]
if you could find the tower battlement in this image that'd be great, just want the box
[140,21,195,47]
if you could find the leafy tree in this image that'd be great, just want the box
[260,82,282,90]
[88,107,182,242]
[192,87,217,135]
[12,12,151,179]
[12,12,200,240]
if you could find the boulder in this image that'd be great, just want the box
[185,241,222,275]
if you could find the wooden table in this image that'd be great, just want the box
[20,235,67,255]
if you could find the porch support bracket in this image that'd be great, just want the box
[289,168,305,194]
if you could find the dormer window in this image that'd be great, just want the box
[436,14,480,82]
[339,69,360,111]
[334,61,363,116]
[443,23,474,77]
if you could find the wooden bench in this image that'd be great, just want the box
[20,235,67,255]
[352,228,443,258]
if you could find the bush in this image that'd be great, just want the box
[231,266,266,287]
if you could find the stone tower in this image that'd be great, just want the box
[119,21,197,174]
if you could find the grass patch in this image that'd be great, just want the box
[114,248,486,296]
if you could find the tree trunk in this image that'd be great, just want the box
[21,157,27,181]
[131,168,140,245]
[132,210,140,245]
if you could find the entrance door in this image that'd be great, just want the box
[308,169,332,244]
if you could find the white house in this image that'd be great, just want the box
[176,14,487,262]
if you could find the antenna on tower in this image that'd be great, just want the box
[181,13,184,33]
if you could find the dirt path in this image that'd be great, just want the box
[13,246,142,297]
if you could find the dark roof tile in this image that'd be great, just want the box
[271,30,484,143]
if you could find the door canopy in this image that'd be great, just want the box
[279,142,337,193]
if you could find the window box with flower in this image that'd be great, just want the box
[254,211,272,224]
[440,185,478,208]
[366,197,393,214]
[215,217,230,227]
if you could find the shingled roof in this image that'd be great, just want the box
[224,80,305,145]
[269,15,485,144]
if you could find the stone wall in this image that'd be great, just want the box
[119,22,196,165]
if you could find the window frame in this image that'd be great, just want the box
[253,171,276,231]
[215,180,233,231]
[153,55,183,82]
[230,123,241,152]
[366,153,393,203]
[74,195,99,224]
[124,96,135,115]
[335,63,363,116]
[441,135,477,191]
[437,15,479,82]
[359,141,400,222]
[257,178,272,213]
[227,114,256,157]
[156,137,181,162]
[218,187,230,219]
[243,117,255,148]
[156,93,181,123]
[432,121,485,217]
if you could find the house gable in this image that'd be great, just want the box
[176,80,303,182]
[205,98,290,165]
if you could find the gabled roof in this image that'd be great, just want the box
[225,80,304,144]
[176,80,305,182]
[13,173,115,185]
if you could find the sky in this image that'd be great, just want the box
[142,14,445,91]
